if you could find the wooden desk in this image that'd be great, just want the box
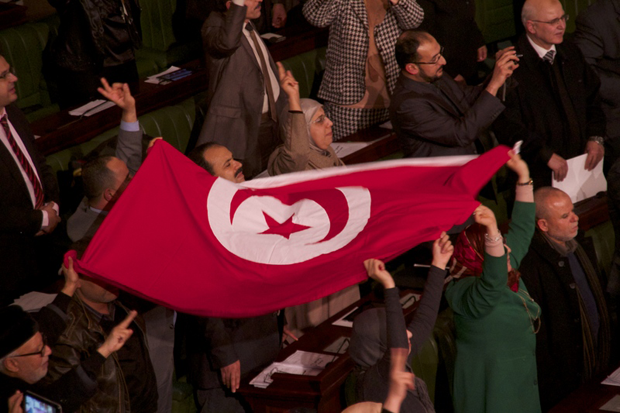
[32,61,208,156]
[575,193,610,232]
[341,126,399,165]
[238,290,418,412]
[550,367,620,412]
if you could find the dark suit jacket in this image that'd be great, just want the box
[389,73,504,158]
[574,0,620,165]
[492,35,606,186]
[0,105,59,305]
[520,231,609,411]
[196,4,288,175]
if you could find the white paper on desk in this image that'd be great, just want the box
[68,100,115,117]
[332,136,388,158]
[261,33,284,40]
[602,365,620,386]
[601,395,620,412]
[379,120,393,129]
[552,154,606,203]
[250,351,334,388]
[145,66,181,84]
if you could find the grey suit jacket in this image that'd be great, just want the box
[390,73,504,158]
[67,127,143,242]
[196,4,288,169]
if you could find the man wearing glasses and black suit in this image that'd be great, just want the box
[390,30,518,159]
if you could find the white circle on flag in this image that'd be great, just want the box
[206,179,371,264]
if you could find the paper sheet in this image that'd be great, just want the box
[602,365,620,386]
[145,66,181,84]
[68,100,115,117]
[552,154,606,203]
[601,395,620,412]
[13,292,57,312]
[250,351,334,388]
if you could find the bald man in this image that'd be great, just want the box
[519,187,611,410]
[493,0,606,188]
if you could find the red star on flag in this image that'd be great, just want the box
[260,211,311,239]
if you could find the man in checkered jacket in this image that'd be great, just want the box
[303,0,423,140]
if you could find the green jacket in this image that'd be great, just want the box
[445,201,541,413]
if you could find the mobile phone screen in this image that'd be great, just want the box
[23,392,61,413]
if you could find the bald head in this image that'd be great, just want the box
[522,0,566,48]
[534,187,579,246]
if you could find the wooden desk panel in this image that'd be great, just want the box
[32,61,208,156]
[549,370,619,413]
[239,290,418,413]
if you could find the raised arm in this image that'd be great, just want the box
[390,0,424,31]
[203,3,247,57]
[302,0,345,28]
[407,232,452,353]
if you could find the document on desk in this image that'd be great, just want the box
[68,100,115,117]
[552,154,606,203]
[250,351,335,388]
[602,366,620,386]
[601,395,620,412]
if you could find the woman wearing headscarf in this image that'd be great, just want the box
[444,151,541,413]
[348,232,453,413]
[268,63,344,176]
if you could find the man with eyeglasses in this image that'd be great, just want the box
[493,0,606,188]
[390,30,518,158]
[0,258,134,413]
[0,54,61,307]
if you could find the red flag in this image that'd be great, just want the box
[72,142,510,317]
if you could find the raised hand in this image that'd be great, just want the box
[473,205,499,236]
[431,231,454,270]
[97,310,137,358]
[61,255,80,296]
[506,150,530,183]
[364,258,395,289]
[277,62,300,110]
[98,78,137,122]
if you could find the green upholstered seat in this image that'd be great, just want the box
[411,335,439,403]
[281,47,327,99]
[475,0,516,44]
[136,0,202,75]
[0,22,59,122]
[584,219,615,279]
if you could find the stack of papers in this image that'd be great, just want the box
[145,66,181,84]
[250,350,334,388]
[602,366,620,386]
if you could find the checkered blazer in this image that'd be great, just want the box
[303,0,423,105]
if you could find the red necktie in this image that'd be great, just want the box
[0,115,44,208]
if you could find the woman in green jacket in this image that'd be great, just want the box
[445,152,541,413]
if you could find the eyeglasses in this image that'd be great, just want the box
[412,46,444,65]
[310,114,328,125]
[9,334,47,358]
[530,14,569,25]
[0,67,16,82]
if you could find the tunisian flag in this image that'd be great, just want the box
[72,141,510,317]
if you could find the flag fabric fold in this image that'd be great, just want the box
[72,141,511,317]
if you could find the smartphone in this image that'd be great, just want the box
[22,391,62,413]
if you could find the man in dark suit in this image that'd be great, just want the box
[390,30,517,158]
[0,54,60,306]
[195,0,288,179]
[185,144,282,413]
[492,0,606,187]
[574,0,620,174]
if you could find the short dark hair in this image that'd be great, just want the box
[82,156,117,202]
[395,30,432,69]
[187,142,222,175]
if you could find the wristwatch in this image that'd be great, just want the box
[588,136,605,146]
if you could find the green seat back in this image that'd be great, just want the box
[0,22,51,112]
[584,219,615,279]
[281,47,327,99]
[410,335,439,403]
[475,0,516,44]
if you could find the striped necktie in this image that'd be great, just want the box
[0,115,44,208]
[543,50,556,64]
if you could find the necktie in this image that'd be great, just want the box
[0,115,44,208]
[543,50,556,64]
[246,23,278,123]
